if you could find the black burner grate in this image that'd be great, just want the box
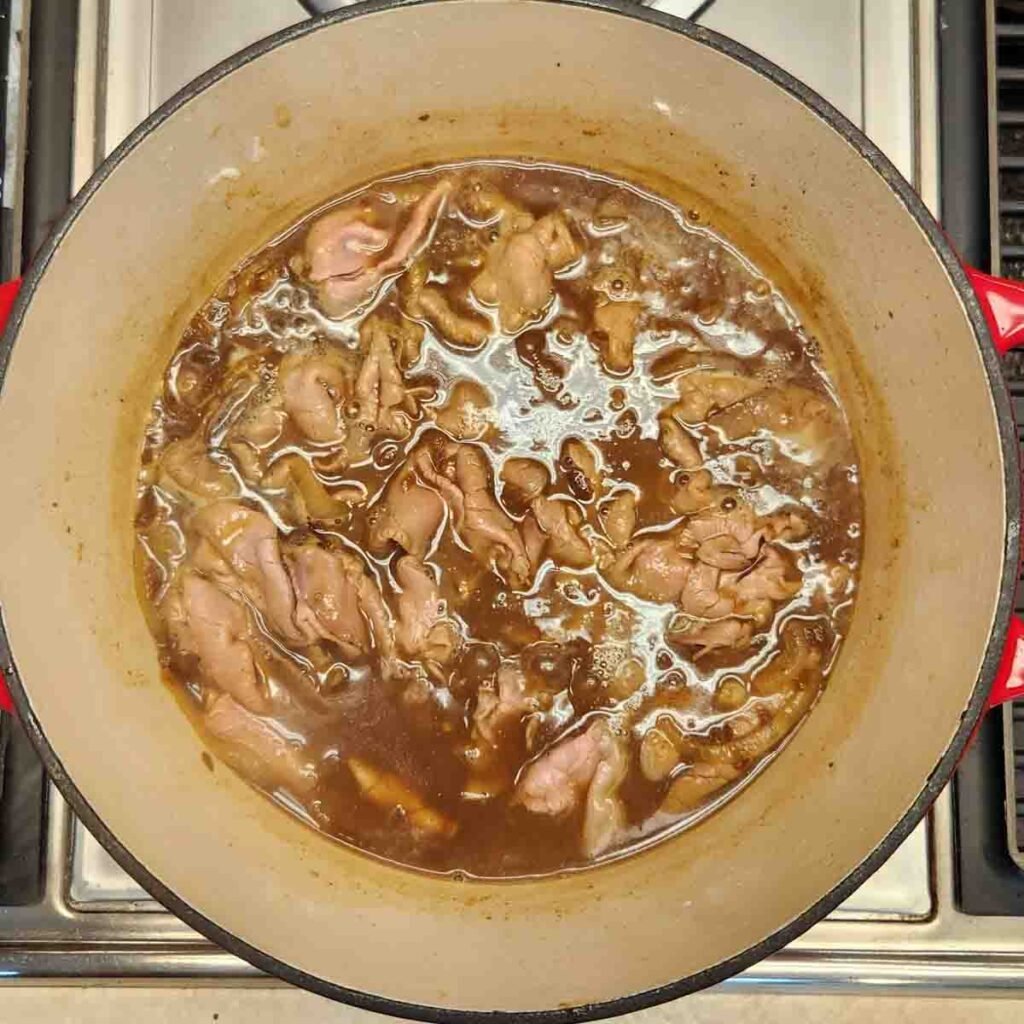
[1012,703,1024,860]
[947,0,1024,915]
[996,13,1024,283]
[995,1,1024,876]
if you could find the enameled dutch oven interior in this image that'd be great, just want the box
[0,1,1015,1018]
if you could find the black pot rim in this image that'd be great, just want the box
[0,1,1018,1021]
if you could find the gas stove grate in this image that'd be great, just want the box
[995,0,1024,873]
[1012,703,1024,861]
[997,11,1024,282]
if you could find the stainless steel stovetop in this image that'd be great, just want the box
[4,0,1024,996]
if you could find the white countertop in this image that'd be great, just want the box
[6,987,1024,1023]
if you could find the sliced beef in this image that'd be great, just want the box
[592,299,641,375]
[394,556,459,670]
[517,718,627,859]
[526,495,593,570]
[189,501,305,646]
[355,317,420,438]
[366,457,446,559]
[683,506,765,571]
[661,762,741,814]
[160,435,238,501]
[309,180,452,318]
[602,534,694,604]
[205,692,319,795]
[472,213,578,333]
[164,571,266,713]
[674,370,765,424]
[279,346,352,446]
[500,457,550,507]
[658,415,702,470]
[285,541,393,660]
[432,379,494,440]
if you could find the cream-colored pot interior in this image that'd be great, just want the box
[0,0,1011,1015]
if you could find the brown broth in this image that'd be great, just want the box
[134,159,862,878]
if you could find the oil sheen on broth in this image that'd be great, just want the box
[134,160,861,878]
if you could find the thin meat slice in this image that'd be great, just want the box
[710,384,841,461]
[517,719,627,858]
[650,346,746,383]
[526,495,593,569]
[602,534,694,604]
[674,682,818,766]
[674,370,765,424]
[165,571,266,713]
[260,454,356,525]
[224,379,289,483]
[767,510,810,543]
[159,435,238,501]
[285,542,392,660]
[658,415,702,470]
[683,506,765,571]
[500,457,550,507]
[600,490,637,549]
[420,443,532,587]
[205,693,318,795]
[667,615,753,657]
[592,299,642,375]
[404,263,491,350]
[751,619,824,695]
[472,663,532,749]
[407,443,465,512]
[665,469,733,516]
[305,209,390,282]
[381,181,453,272]
[318,274,384,318]
[432,379,494,440]
[190,501,305,645]
[517,720,606,816]
[661,763,741,814]
[310,181,452,318]
[559,438,602,502]
[724,546,801,624]
[355,316,422,442]
[394,556,459,669]
[457,180,534,229]
[458,446,534,586]
[465,663,534,799]
[605,657,646,702]
[367,458,446,559]
[639,723,682,783]
[679,560,735,620]
[278,347,352,445]
[581,727,628,858]
[472,213,578,333]
[520,514,548,571]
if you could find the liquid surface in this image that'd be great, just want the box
[134,160,862,878]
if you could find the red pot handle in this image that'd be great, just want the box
[967,266,1024,710]
[965,268,1024,357]
[0,270,1020,715]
